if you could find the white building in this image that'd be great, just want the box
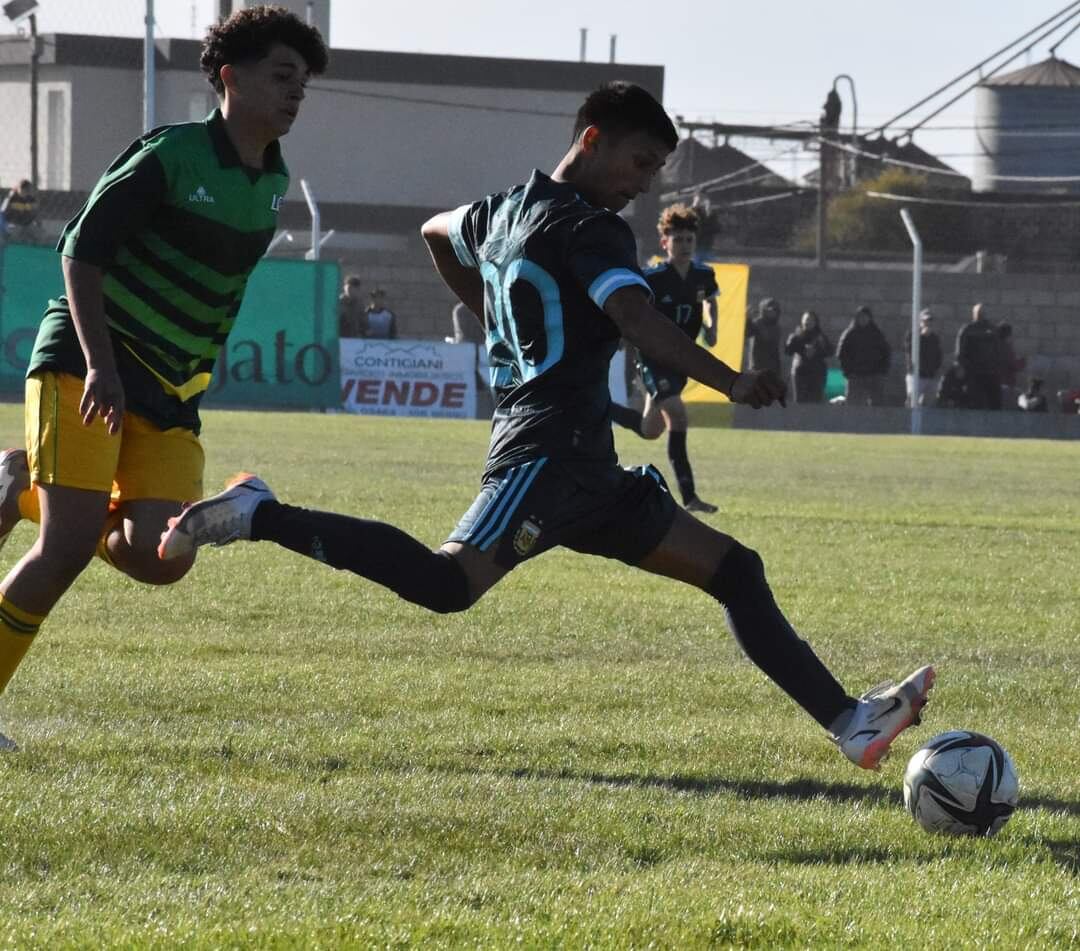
[0,33,664,336]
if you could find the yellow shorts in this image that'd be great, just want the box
[25,371,204,503]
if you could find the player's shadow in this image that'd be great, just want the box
[1042,838,1080,876]
[1020,793,1080,817]
[505,767,902,808]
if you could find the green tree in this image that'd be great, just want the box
[795,168,973,254]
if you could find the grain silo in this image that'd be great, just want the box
[973,57,1080,194]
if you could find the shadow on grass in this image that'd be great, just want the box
[504,767,902,808]
[1020,794,1080,817]
[1043,839,1080,876]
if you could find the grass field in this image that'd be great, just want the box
[0,405,1077,948]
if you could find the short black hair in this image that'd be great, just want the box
[201,5,329,95]
[572,81,678,150]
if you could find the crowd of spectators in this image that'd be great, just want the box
[750,297,1079,414]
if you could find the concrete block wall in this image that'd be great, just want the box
[334,239,458,341]
[739,263,1080,405]
[335,243,1080,407]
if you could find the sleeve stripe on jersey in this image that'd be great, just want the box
[588,268,652,310]
[447,204,478,269]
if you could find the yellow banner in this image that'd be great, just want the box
[683,262,749,403]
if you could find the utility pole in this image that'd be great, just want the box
[817,87,842,270]
[29,10,38,187]
[816,129,828,269]
[143,0,156,133]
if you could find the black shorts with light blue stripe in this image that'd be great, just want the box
[446,457,678,570]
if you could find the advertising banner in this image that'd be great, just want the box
[0,244,64,394]
[0,246,339,410]
[682,261,749,404]
[340,338,478,419]
[205,258,339,410]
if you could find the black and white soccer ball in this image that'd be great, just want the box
[903,730,1019,837]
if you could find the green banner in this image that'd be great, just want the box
[0,244,64,393]
[0,243,339,409]
[204,257,339,409]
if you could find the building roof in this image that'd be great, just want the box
[982,56,1080,88]
[0,32,663,95]
[661,136,790,193]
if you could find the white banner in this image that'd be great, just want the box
[340,338,478,418]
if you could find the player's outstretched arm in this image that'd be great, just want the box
[421,212,485,320]
[605,286,785,409]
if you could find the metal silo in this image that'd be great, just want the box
[973,57,1080,194]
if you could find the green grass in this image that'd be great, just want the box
[0,407,1077,949]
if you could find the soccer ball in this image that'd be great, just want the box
[903,730,1019,837]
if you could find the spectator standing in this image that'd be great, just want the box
[837,305,890,406]
[0,180,41,243]
[996,322,1025,409]
[784,310,832,404]
[450,301,484,344]
[1017,378,1047,412]
[365,288,397,339]
[337,274,366,338]
[746,297,782,374]
[903,308,943,407]
[955,303,1001,410]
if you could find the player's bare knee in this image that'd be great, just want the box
[121,549,194,586]
[640,415,665,440]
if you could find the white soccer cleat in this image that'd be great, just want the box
[833,665,935,770]
[157,473,275,561]
[0,730,17,753]
[0,448,30,555]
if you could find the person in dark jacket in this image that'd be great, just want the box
[996,321,1025,410]
[784,310,832,403]
[837,305,890,405]
[936,361,969,409]
[746,297,782,375]
[955,302,1001,410]
[903,309,943,407]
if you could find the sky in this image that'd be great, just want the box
[4,0,1079,180]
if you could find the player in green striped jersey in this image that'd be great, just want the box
[0,6,327,750]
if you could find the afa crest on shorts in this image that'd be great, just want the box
[513,519,542,557]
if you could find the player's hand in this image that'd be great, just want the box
[80,367,125,434]
[729,369,787,409]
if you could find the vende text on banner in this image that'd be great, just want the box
[340,339,478,419]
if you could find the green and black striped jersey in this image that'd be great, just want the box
[27,109,288,432]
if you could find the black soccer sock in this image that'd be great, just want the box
[250,501,472,614]
[610,403,644,436]
[708,542,854,729]
[667,430,696,504]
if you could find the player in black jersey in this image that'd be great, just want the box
[160,82,934,771]
[611,204,719,513]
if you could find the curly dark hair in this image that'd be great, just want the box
[657,203,700,236]
[201,5,328,95]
